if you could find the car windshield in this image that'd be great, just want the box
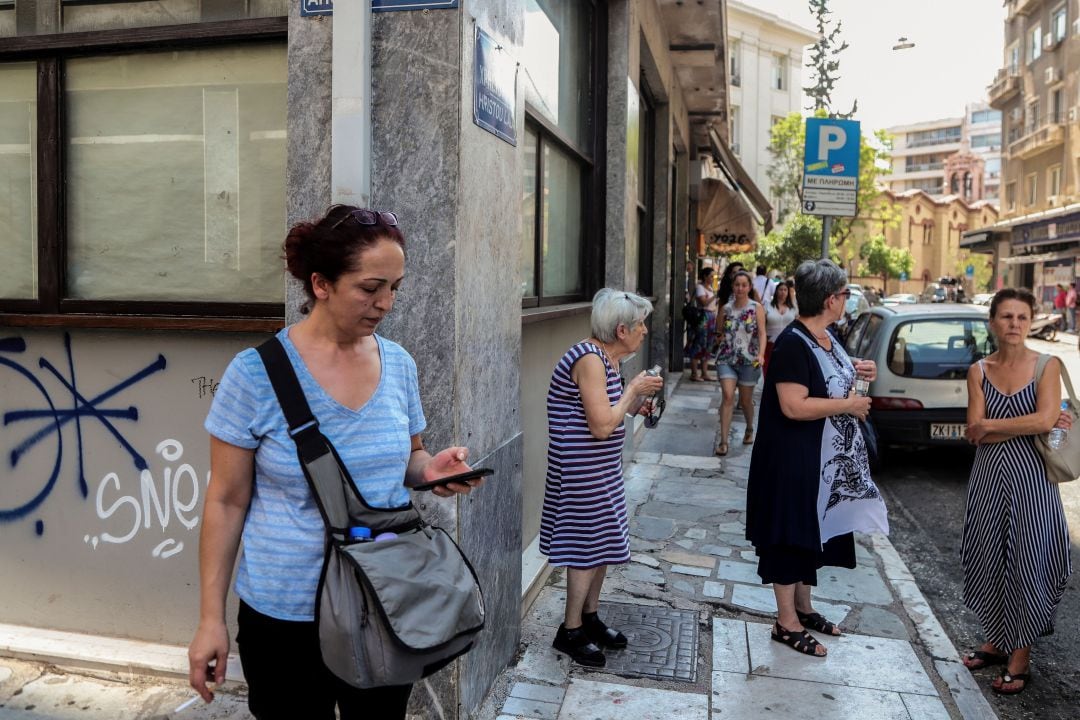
[887,318,996,379]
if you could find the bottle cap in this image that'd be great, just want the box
[348,526,372,540]
[1062,400,1070,410]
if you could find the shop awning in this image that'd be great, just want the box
[1000,248,1080,265]
[697,178,760,253]
[708,127,774,234]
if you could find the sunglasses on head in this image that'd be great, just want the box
[329,209,399,231]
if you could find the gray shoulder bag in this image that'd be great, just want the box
[256,338,485,688]
[1033,353,1080,484]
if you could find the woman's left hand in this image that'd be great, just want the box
[853,358,877,382]
[423,447,481,497]
[1055,410,1073,430]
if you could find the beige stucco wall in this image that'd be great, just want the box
[0,327,268,644]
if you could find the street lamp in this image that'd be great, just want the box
[892,37,915,51]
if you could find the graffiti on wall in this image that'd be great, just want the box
[1,333,173,544]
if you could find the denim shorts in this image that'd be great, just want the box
[716,362,761,386]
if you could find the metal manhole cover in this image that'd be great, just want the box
[593,602,698,682]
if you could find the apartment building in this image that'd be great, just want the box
[884,104,1002,202]
[726,0,817,220]
[965,0,1080,303]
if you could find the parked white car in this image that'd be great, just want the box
[882,293,917,306]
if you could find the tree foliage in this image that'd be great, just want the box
[804,0,856,118]
[740,213,835,276]
[859,234,914,288]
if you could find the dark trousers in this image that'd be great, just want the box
[237,600,412,720]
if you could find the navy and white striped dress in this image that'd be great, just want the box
[962,361,1072,652]
[539,342,630,569]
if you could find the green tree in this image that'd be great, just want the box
[745,213,836,276]
[955,251,993,292]
[859,234,914,289]
[765,115,898,244]
[804,0,856,118]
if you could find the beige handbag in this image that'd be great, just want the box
[1033,354,1080,484]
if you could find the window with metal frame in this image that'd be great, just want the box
[520,0,601,307]
[0,16,287,330]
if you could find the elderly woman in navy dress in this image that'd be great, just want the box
[745,259,889,657]
[540,289,664,667]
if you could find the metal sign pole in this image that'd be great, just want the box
[821,215,832,259]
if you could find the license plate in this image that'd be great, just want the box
[930,423,966,440]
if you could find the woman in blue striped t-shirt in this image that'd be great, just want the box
[187,206,482,720]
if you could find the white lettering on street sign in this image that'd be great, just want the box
[818,126,847,162]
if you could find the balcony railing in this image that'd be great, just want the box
[906,136,961,149]
[904,162,945,172]
[988,68,1021,108]
[1008,119,1065,159]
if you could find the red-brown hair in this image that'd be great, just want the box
[989,287,1036,318]
[284,205,406,302]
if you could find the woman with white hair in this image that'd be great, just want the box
[540,288,665,667]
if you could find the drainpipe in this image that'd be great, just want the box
[332,1,372,207]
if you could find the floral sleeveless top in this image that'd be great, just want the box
[716,300,761,366]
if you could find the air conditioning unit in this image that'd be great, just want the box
[1069,107,1078,122]
[1010,107,1024,122]
[1043,32,1056,50]
[1044,66,1061,83]
[1048,195,1059,206]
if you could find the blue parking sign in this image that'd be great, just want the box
[801,117,860,218]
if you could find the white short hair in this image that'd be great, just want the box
[591,288,653,342]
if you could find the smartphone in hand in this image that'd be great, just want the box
[411,467,494,492]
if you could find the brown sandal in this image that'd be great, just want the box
[715,441,729,456]
[771,622,826,657]
[743,427,755,445]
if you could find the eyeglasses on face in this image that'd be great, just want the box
[833,289,852,299]
[330,209,399,231]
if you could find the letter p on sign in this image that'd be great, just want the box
[818,126,847,162]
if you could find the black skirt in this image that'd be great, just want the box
[755,533,856,585]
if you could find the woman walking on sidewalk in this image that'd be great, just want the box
[714,271,766,456]
[745,259,888,657]
[685,267,717,382]
[960,287,1072,695]
[540,289,664,667]
[763,280,796,375]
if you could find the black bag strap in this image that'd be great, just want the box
[256,337,350,530]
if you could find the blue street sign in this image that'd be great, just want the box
[473,26,517,145]
[899,271,908,281]
[801,117,861,218]
[300,0,333,15]
[965,264,975,277]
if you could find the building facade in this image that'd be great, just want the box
[725,0,816,220]
[884,104,1002,203]
[0,1,767,716]
[966,0,1080,306]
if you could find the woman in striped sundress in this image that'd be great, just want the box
[540,289,664,667]
[962,288,1073,695]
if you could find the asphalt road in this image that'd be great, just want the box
[874,336,1080,720]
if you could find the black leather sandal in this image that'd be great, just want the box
[992,669,1032,695]
[553,623,606,667]
[797,610,842,636]
[771,622,826,657]
[582,611,628,648]
[962,649,1007,671]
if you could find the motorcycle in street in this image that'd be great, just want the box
[1029,311,1063,341]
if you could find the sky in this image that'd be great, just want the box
[740,0,1007,133]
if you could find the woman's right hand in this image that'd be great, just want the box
[627,371,664,399]
[845,390,871,421]
[188,619,229,703]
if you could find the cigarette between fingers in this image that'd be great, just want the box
[175,695,201,713]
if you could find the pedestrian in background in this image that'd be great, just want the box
[960,287,1072,695]
[716,261,745,305]
[685,267,717,382]
[745,259,888,658]
[188,206,482,719]
[763,280,797,375]
[1053,283,1066,315]
[714,271,765,456]
[540,289,664,667]
[752,265,774,306]
[1066,281,1077,332]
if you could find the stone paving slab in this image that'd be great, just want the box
[728,584,852,625]
[659,550,716,568]
[813,563,894,606]
[558,679,708,720]
[710,671,948,720]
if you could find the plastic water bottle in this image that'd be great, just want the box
[1049,401,1070,450]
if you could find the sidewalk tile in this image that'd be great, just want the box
[660,550,716,568]
[670,564,711,577]
[699,544,733,557]
[658,454,722,470]
[852,606,910,640]
[711,671,922,719]
[516,645,570,686]
[898,692,951,720]
[870,533,916,581]
[685,528,708,540]
[675,539,695,549]
[933,660,998,720]
[813,564,894,606]
[509,682,565,704]
[745,623,936,696]
[730,585,851,625]
[631,516,677,541]
[502,696,559,720]
[558,679,708,719]
[619,565,666,585]
[712,618,749,673]
[632,452,662,464]
[630,553,660,568]
[716,559,761,585]
[702,581,726,599]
